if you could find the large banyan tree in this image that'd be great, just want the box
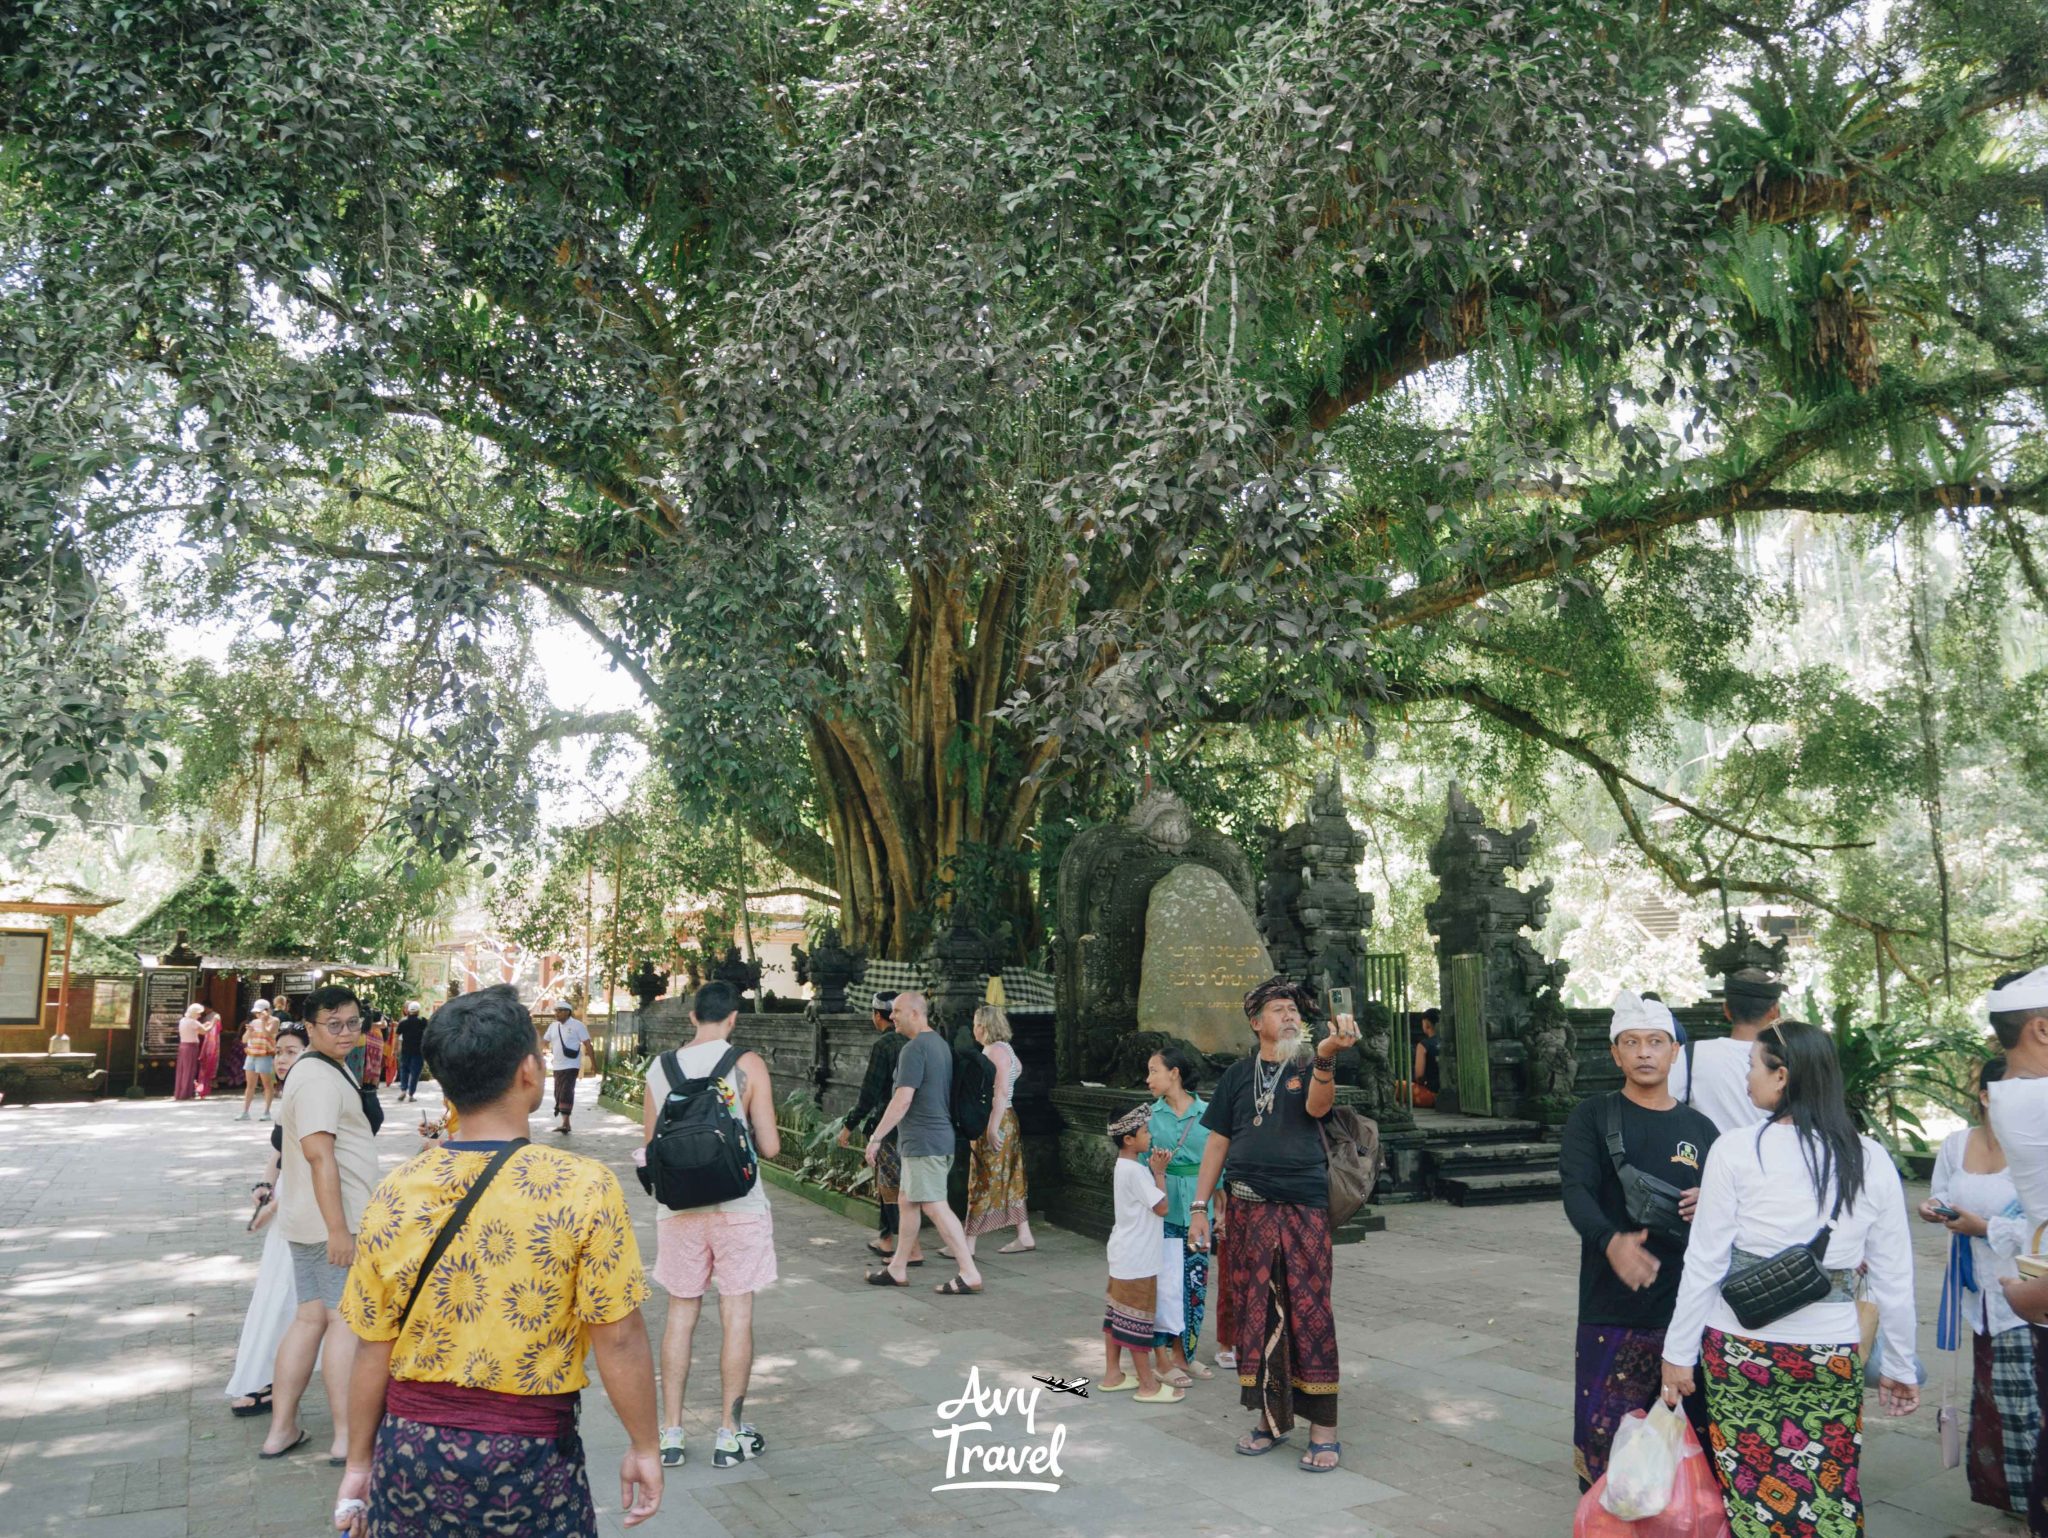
[6,0,2047,960]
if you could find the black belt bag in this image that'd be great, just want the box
[1721,1191,1846,1331]
[1602,1094,1689,1245]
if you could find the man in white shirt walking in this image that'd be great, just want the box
[1668,968,1781,1134]
[544,1001,592,1134]
[1984,965,2048,1536]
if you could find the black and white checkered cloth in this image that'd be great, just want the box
[852,962,1054,1015]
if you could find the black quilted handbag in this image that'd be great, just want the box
[1721,1191,1845,1331]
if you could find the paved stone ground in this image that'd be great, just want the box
[0,1084,2025,1538]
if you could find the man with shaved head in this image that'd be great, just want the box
[861,992,984,1295]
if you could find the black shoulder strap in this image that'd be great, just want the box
[1602,1092,1631,1174]
[659,1049,683,1094]
[710,1043,744,1083]
[306,1050,363,1091]
[397,1139,527,1335]
[1683,1038,1696,1105]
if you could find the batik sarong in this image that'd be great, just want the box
[965,1109,1029,1235]
[1701,1327,1862,1538]
[1971,1325,2042,1516]
[368,1412,596,1537]
[1226,1200,1338,1432]
[1105,1274,1157,1348]
[1574,1325,1669,1490]
[1153,1222,1211,1354]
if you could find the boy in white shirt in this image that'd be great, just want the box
[1102,1105,1181,1403]
[1668,968,1781,1134]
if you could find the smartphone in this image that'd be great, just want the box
[1931,1202,1960,1221]
[1325,986,1354,1021]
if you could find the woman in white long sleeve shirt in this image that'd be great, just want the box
[1660,1019,1919,1538]
[1919,1055,2040,1516]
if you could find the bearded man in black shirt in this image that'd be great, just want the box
[1559,991,1719,1490]
[1190,976,1358,1473]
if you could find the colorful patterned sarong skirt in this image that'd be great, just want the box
[1970,1325,2041,1517]
[368,1412,596,1536]
[1701,1327,1862,1538]
[1105,1274,1157,1348]
[1226,1200,1338,1432]
[965,1110,1028,1235]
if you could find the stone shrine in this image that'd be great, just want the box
[793,924,867,1016]
[1424,783,1569,1118]
[1054,787,1265,1082]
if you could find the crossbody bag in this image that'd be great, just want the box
[1602,1093,1689,1245]
[302,1049,385,1136]
[1721,1188,1851,1331]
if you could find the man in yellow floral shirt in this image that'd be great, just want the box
[333,985,662,1537]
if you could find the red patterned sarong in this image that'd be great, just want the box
[1227,1200,1337,1432]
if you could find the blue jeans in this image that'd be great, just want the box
[398,1049,424,1095]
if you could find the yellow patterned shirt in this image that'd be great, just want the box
[341,1142,647,1395]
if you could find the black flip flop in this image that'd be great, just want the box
[259,1429,310,1460]
[1236,1427,1289,1457]
[230,1387,274,1418]
[865,1269,909,1286]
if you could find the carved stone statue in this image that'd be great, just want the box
[1700,915,1789,987]
[1424,783,1569,1116]
[925,920,999,1041]
[1055,786,1264,1082]
[1522,986,1578,1122]
[626,959,669,1012]
[712,945,762,1000]
[1348,1000,1400,1121]
[1258,772,1373,1012]
[796,923,867,1016]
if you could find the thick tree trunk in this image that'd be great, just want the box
[801,547,1055,960]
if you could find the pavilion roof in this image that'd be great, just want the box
[114,848,255,954]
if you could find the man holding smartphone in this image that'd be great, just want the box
[1189,976,1356,1472]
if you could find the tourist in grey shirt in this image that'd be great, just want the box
[862,991,984,1295]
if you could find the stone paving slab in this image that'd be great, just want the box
[0,1084,2027,1537]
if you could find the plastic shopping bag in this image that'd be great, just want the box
[1574,1407,1733,1538]
[1602,1403,1687,1519]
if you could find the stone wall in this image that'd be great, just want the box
[0,1053,101,1104]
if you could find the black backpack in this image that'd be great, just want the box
[645,1046,758,1211]
[949,1039,997,1143]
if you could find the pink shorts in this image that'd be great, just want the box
[653,1209,777,1299]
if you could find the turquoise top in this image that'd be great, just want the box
[1148,1095,1211,1228]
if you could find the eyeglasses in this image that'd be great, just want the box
[319,1017,364,1034]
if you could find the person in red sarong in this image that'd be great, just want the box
[195,1010,223,1098]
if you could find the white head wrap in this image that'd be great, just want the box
[1986,966,2048,1015]
[1609,989,1678,1042]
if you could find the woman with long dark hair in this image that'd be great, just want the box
[1661,1018,1920,1538]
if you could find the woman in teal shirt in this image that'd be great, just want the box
[1147,1044,1213,1386]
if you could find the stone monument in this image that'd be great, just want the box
[925,919,1000,1041]
[1700,914,1789,990]
[794,923,867,1016]
[1423,783,1569,1117]
[712,945,763,1003]
[1257,771,1374,1014]
[1055,786,1267,1082]
[626,959,669,1013]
